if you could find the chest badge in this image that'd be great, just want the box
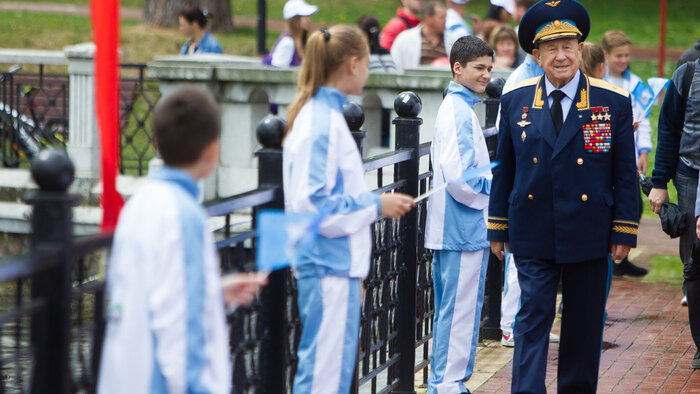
[517,106,531,129]
[521,130,527,142]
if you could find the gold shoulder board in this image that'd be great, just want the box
[588,77,629,98]
[502,76,540,95]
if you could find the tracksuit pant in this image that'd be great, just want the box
[293,275,361,394]
[501,253,520,334]
[429,249,489,394]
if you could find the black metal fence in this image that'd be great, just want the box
[0,90,504,394]
[0,63,159,174]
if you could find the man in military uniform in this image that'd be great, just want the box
[487,1,639,392]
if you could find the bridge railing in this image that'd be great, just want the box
[0,89,504,394]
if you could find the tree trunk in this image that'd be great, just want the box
[143,0,234,32]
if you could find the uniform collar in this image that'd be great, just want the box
[315,85,348,111]
[544,70,580,101]
[446,80,482,106]
[150,165,200,199]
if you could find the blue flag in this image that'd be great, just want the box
[631,80,654,112]
[256,210,323,272]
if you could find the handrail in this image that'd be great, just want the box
[206,187,277,217]
[363,148,413,172]
[0,250,60,282]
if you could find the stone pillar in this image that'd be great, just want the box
[63,43,100,190]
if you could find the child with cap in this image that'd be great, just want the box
[263,0,318,67]
[98,88,266,393]
[424,35,494,394]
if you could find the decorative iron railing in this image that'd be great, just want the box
[0,90,505,394]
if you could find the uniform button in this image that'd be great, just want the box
[577,158,584,165]
[533,157,538,164]
[528,194,534,200]
[581,194,588,201]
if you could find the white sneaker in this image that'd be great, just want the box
[549,333,560,343]
[501,332,514,347]
[682,296,688,306]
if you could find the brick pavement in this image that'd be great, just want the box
[459,218,699,393]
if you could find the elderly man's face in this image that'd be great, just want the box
[532,37,584,88]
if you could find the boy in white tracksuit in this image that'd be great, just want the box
[425,36,494,394]
[99,89,265,393]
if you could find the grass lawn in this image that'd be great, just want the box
[641,254,683,284]
[11,0,700,50]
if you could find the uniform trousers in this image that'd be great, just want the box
[511,255,611,394]
[293,275,361,394]
[429,249,489,394]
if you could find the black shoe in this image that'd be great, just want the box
[612,258,648,277]
[692,350,700,369]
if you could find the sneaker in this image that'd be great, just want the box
[612,258,648,277]
[549,332,560,343]
[693,350,700,369]
[682,296,688,306]
[501,332,514,347]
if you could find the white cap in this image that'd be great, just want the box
[450,0,471,4]
[283,0,318,21]
[490,0,515,15]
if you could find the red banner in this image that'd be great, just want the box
[91,0,124,231]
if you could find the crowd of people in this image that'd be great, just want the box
[98,0,700,393]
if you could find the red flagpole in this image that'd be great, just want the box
[91,0,124,231]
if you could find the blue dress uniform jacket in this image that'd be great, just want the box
[488,71,639,263]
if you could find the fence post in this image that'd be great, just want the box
[479,79,505,341]
[393,92,422,394]
[26,149,78,394]
[343,102,366,155]
[255,114,287,394]
[63,43,100,186]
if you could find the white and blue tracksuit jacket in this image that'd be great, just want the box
[98,167,230,394]
[425,81,492,251]
[604,68,653,159]
[283,86,380,279]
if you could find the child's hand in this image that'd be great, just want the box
[380,193,415,218]
[221,272,268,308]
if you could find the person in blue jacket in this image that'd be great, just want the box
[424,35,493,394]
[488,1,639,392]
[179,7,223,55]
[283,25,415,393]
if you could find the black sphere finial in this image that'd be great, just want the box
[256,114,286,149]
[343,102,365,131]
[394,91,422,117]
[486,77,506,99]
[30,148,74,192]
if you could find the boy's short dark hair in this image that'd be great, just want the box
[152,88,220,167]
[449,36,494,76]
[423,1,445,17]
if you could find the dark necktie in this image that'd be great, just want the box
[550,90,566,135]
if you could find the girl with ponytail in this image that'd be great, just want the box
[283,24,415,393]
